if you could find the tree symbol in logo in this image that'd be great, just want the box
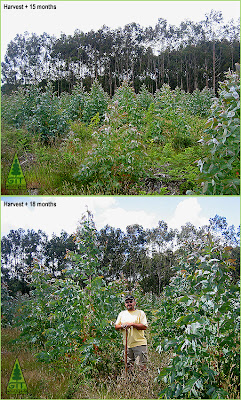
[12,363,22,381]
[6,153,27,190]
[7,358,28,394]
[11,158,21,176]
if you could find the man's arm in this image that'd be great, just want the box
[115,322,147,330]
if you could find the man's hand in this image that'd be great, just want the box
[115,322,147,331]
[121,322,147,330]
[121,323,132,330]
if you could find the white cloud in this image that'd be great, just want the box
[2,197,238,239]
[1,197,117,238]
[97,206,157,231]
[168,198,209,230]
[1,196,158,238]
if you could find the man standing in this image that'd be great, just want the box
[115,295,148,370]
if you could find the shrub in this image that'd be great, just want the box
[82,80,109,124]
[196,70,240,195]
[184,87,214,118]
[136,84,154,110]
[154,84,177,111]
[74,123,149,194]
[1,283,20,327]
[1,88,31,128]
[111,82,142,127]
[153,241,240,399]
[70,120,93,141]
[1,84,70,143]
[26,84,70,143]
[60,84,86,121]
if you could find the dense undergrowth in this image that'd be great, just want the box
[1,71,239,195]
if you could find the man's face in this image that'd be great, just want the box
[125,299,136,311]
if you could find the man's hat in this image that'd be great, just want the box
[125,294,135,301]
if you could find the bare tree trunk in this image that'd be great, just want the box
[205,56,208,88]
[212,40,216,91]
[194,54,198,90]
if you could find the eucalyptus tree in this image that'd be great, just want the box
[124,224,148,285]
[176,223,205,257]
[2,32,42,86]
[222,18,240,71]
[40,32,56,84]
[202,10,224,91]
[43,231,77,277]
[152,18,168,87]
[147,221,176,295]
[180,20,205,90]
[2,13,239,94]
[1,228,47,295]
[51,33,80,92]
[97,225,127,280]
[208,215,240,247]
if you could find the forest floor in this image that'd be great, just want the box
[1,327,169,399]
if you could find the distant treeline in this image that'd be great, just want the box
[1,10,240,95]
[1,215,240,297]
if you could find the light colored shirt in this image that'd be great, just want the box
[115,309,148,348]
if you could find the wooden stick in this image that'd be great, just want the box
[125,329,128,378]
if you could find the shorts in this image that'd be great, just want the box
[126,345,148,366]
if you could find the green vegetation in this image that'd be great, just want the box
[153,243,240,399]
[3,72,239,195]
[192,70,240,195]
[1,213,240,398]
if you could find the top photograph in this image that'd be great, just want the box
[1,0,240,196]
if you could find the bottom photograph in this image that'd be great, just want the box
[1,196,240,399]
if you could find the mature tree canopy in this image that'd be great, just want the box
[1,215,239,296]
[2,12,240,94]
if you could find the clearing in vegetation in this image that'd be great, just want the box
[1,69,240,195]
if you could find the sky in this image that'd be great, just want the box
[1,196,240,238]
[1,0,240,59]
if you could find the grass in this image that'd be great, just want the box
[1,327,170,399]
[1,122,94,195]
[1,328,71,399]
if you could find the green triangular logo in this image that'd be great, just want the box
[7,358,28,394]
[6,153,27,189]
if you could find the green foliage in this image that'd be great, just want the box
[136,84,154,110]
[1,284,20,327]
[150,89,196,149]
[1,75,237,194]
[2,214,240,397]
[196,71,240,195]
[60,84,86,121]
[26,84,70,143]
[171,130,193,151]
[112,82,142,127]
[1,84,70,143]
[153,84,213,118]
[144,103,166,145]
[82,80,109,124]
[184,87,215,117]
[74,123,149,194]
[13,214,127,378]
[1,88,30,128]
[70,120,93,141]
[152,240,240,399]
